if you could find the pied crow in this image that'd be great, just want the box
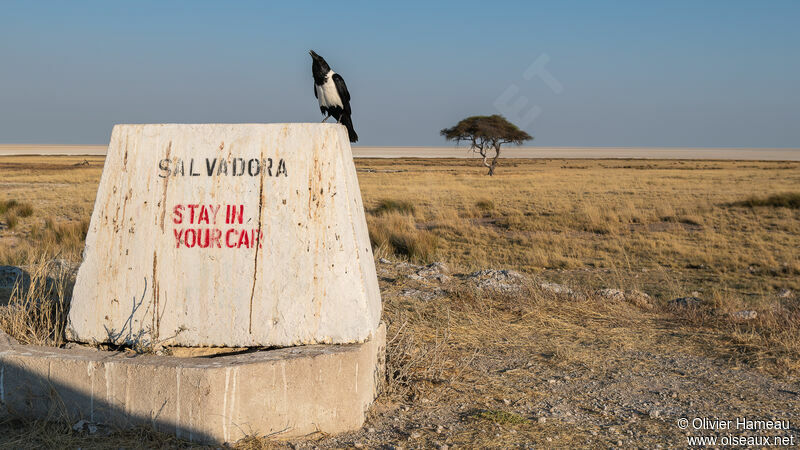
[309,50,358,143]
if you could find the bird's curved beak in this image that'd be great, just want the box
[309,50,317,58]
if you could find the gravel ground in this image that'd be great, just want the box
[281,260,800,449]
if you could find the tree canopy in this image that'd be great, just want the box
[440,115,532,175]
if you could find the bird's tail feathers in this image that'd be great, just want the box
[340,114,358,143]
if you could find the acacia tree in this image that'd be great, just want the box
[440,115,532,176]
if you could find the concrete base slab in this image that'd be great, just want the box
[0,323,385,444]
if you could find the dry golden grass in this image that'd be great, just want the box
[368,212,439,262]
[0,156,101,265]
[1,155,800,447]
[0,255,72,346]
[356,158,800,298]
[358,158,800,383]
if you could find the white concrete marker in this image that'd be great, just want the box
[67,124,381,347]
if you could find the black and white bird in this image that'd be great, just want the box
[309,50,358,143]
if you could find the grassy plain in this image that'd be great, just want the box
[360,158,799,299]
[1,155,799,447]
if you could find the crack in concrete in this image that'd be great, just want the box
[159,141,172,232]
[248,143,266,334]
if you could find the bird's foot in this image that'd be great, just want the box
[321,115,331,123]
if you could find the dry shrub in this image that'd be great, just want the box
[382,277,544,400]
[730,192,800,209]
[373,198,416,216]
[368,213,438,262]
[0,244,35,267]
[0,255,72,346]
[5,211,19,230]
[579,204,619,235]
[656,284,800,376]
[475,199,495,213]
[385,320,451,399]
[17,203,34,218]
[30,219,89,256]
[0,199,20,214]
[1,199,34,227]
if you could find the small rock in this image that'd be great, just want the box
[367,427,376,433]
[72,419,98,434]
[503,398,511,405]
[431,273,450,283]
[0,265,29,291]
[548,379,557,384]
[436,425,444,434]
[379,258,391,264]
[625,290,653,309]
[354,443,364,449]
[778,289,793,299]
[628,290,650,300]
[407,262,451,283]
[468,269,525,292]
[417,262,448,275]
[538,416,546,424]
[410,431,421,439]
[438,445,449,450]
[541,282,574,296]
[669,297,702,308]
[596,288,625,301]
[399,288,442,301]
[730,310,757,321]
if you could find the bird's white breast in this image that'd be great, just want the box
[316,71,343,108]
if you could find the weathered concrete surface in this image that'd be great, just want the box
[0,323,385,443]
[67,124,381,347]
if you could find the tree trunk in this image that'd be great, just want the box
[487,145,501,176]
[479,147,493,174]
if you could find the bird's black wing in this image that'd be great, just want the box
[313,83,318,99]
[332,73,351,107]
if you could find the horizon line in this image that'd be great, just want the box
[1,144,798,150]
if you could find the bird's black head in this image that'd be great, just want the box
[309,49,331,84]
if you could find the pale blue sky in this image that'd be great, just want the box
[1,1,798,147]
